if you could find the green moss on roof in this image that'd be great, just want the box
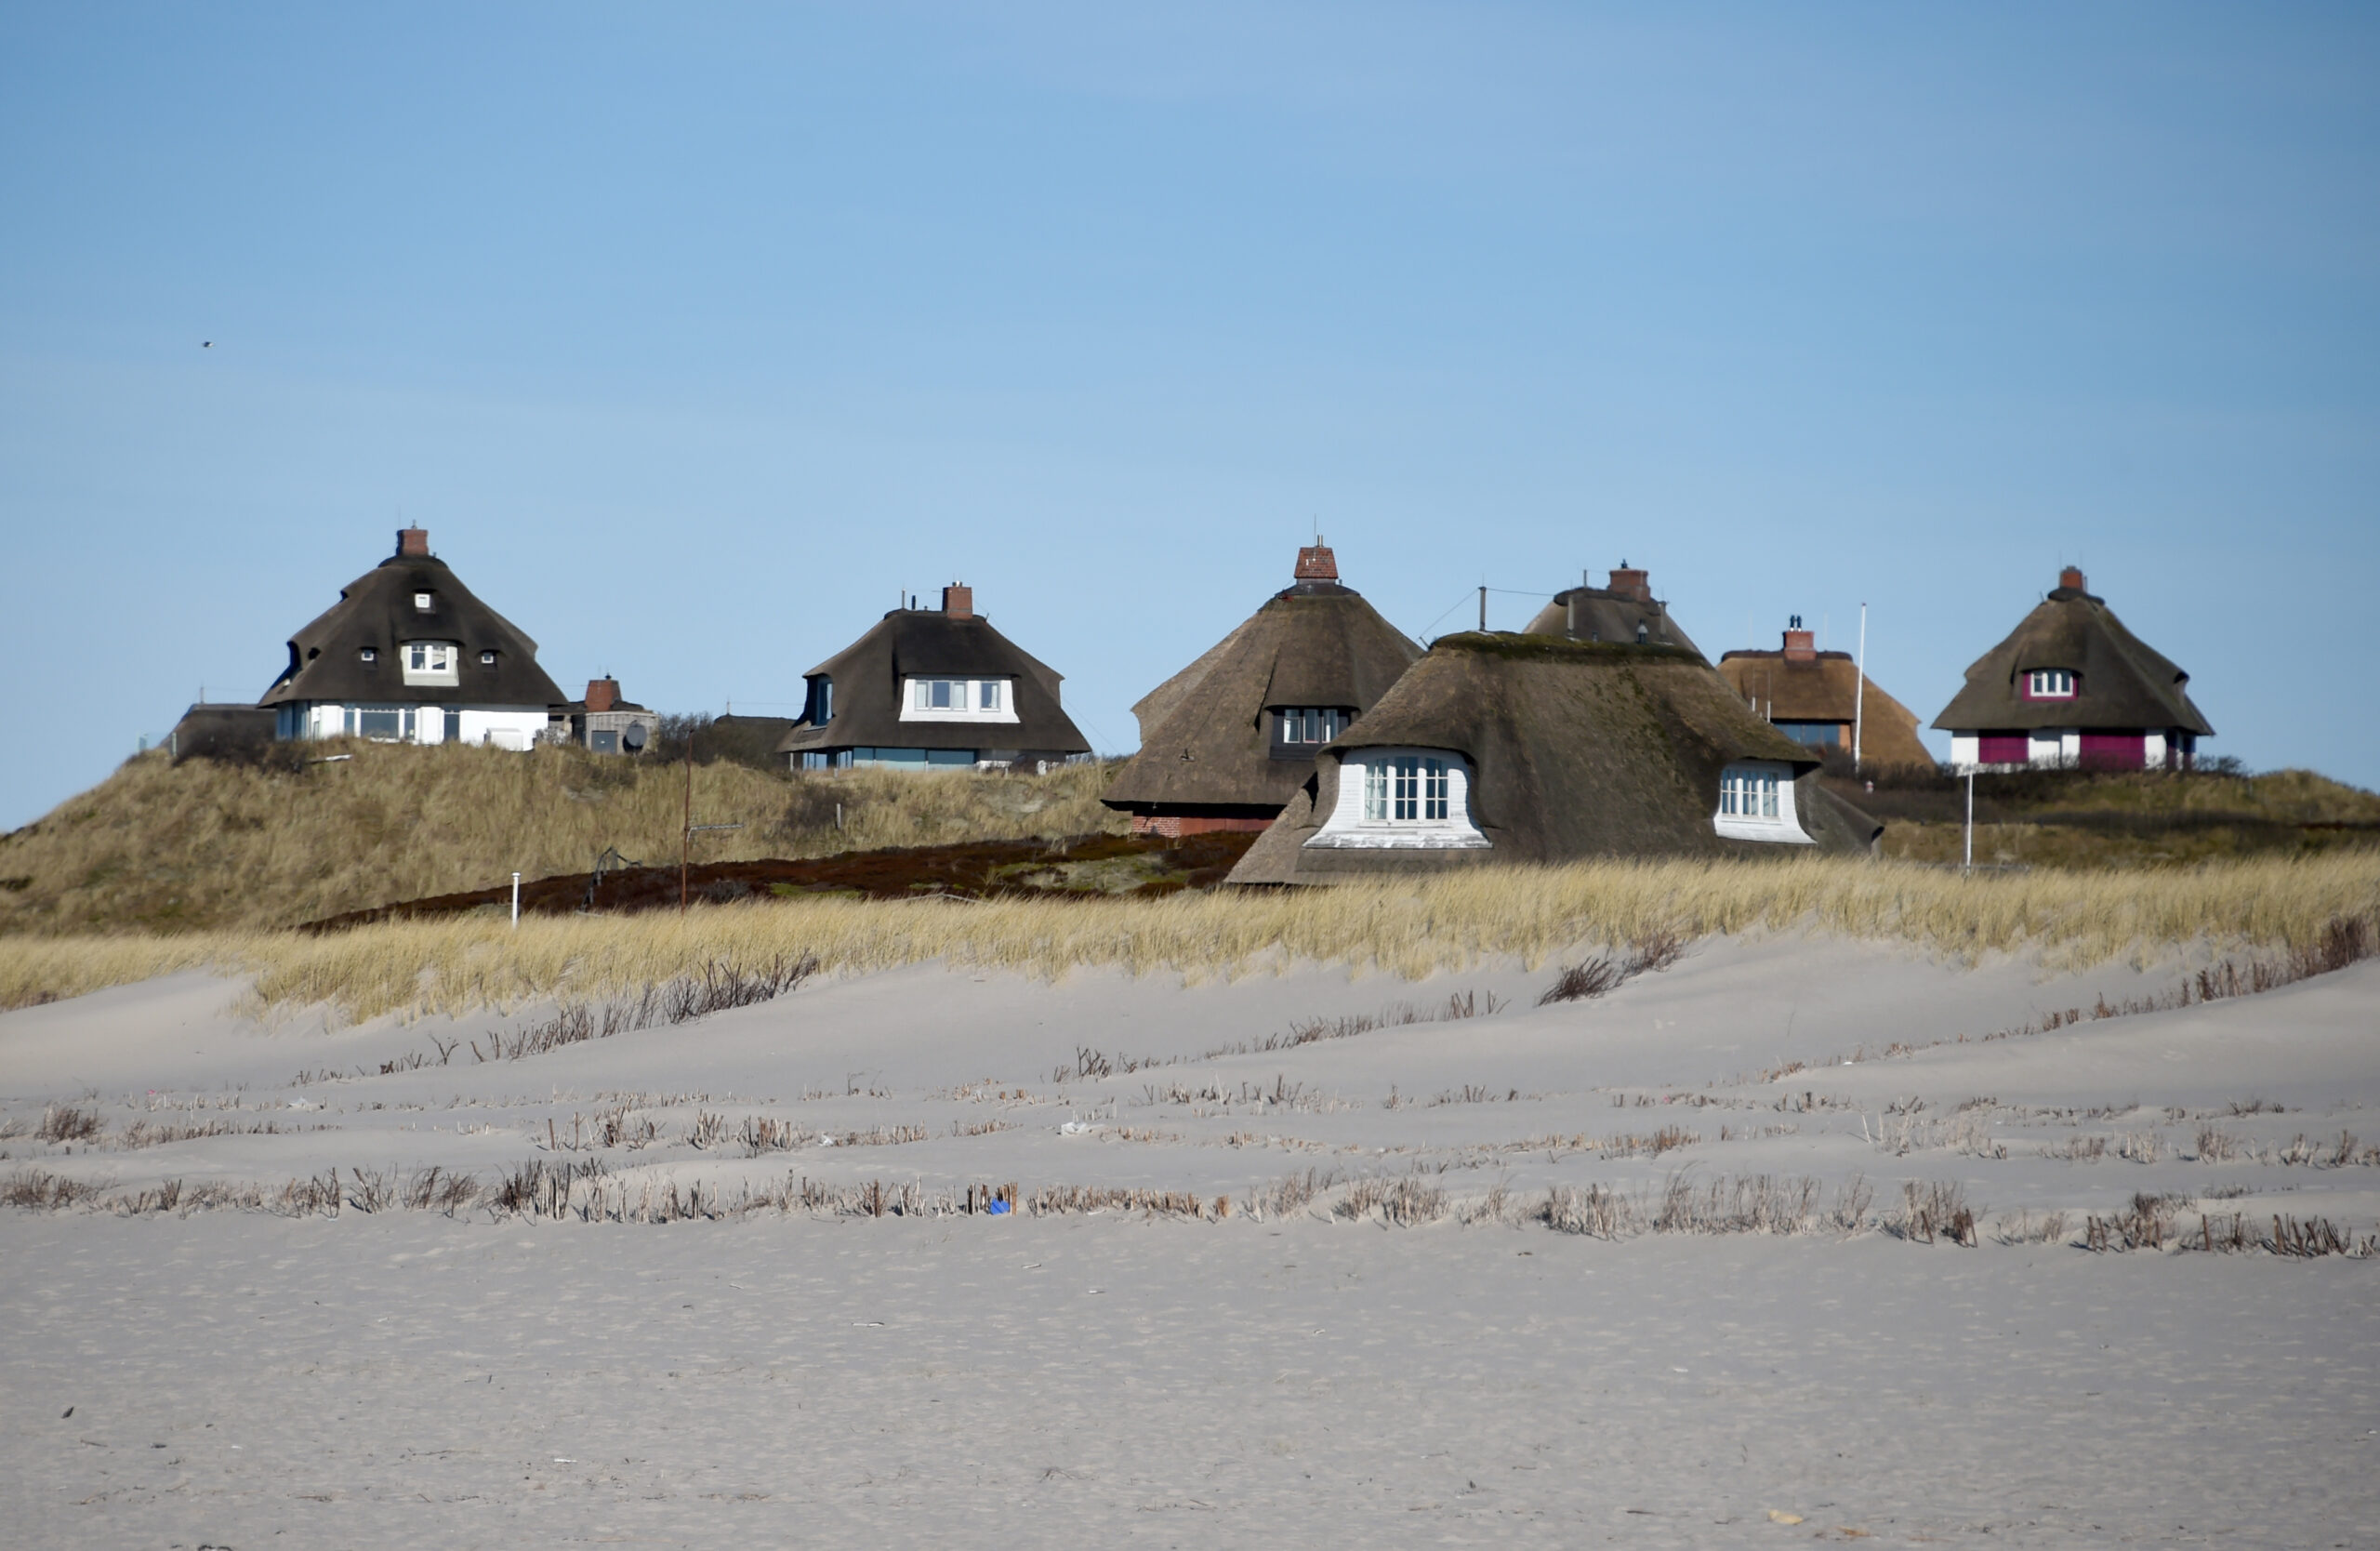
[1429,630,1707,666]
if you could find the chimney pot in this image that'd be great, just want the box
[585,678,618,713]
[397,526,430,559]
[1608,564,1651,603]
[1782,628,1817,662]
[2059,565,2086,593]
[1293,544,1339,582]
[942,583,974,619]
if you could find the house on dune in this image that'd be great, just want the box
[774,584,1091,772]
[1227,573,1882,884]
[1103,543,1422,836]
[1935,567,2213,772]
[1716,620,1931,768]
[260,527,566,749]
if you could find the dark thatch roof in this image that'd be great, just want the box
[258,531,566,709]
[1715,645,1933,766]
[1227,632,1881,883]
[1933,572,2213,736]
[1520,564,1701,657]
[1104,550,1422,815]
[775,602,1091,757]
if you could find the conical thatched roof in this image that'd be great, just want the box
[1934,569,2212,736]
[259,528,565,710]
[1104,547,1422,818]
[1520,563,1701,656]
[1228,632,1881,883]
[1716,640,1933,767]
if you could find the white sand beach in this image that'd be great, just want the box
[5,937,2377,1546]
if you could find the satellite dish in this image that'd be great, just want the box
[622,722,647,751]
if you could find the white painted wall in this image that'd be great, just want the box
[1305,748,1491,850]
[898,677,1022,724]
[277,702,547,750]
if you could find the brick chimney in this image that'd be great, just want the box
[585,678,619,713]
[397,525,430,558]
[1293,543,1339,582]
[941,583,973,619]
[1608,563,1651,603]
[2058,565,2086,593]
[1782,628,1817,663]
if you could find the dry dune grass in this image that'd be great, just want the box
[0,741,1126,935]
[2,852,2375,1020]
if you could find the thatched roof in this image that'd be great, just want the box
[1933,570,2212,735]
[1104,547,1421,815]
[775,597,1090,757]
[1227,632,1881,882]
[1715,644,1933,766]
[259,529,565,709]
[1520,563,1701,657]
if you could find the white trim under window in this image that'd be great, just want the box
[2026,668,2076,699]
[1306,747,1490,850]
[899,677,1020,723]
[402,641,460,686]
[1712,760,1814,843]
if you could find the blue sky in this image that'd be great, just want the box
[4,3,2374,828]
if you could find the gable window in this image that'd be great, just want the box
[2025,669,2076,699]
[1363,755,1450,822]
[1719,766,1780,821]
[402,642,460,686]
[414,591,434,612]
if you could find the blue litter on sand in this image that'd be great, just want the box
[985,1200,1012,1215]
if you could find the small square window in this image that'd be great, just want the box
[480,650,496,665]
[414,592,433,612]
[360,646,377,662]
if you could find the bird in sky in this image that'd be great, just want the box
[202,340,211,348]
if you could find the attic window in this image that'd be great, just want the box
[480,650,496,665]
[901,677,1017,722]
[414,591,434,612]
[2025,669,2076,699]
[360,647,377,663]
[403,642,459,686]
[1364,756,1449,822]
[1273,707,1351,757]
[1719,766,1780,821]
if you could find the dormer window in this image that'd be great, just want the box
[1713,760,1814,844]
[1366,754,1450,822]
[2025,669,2077,700]
[1272,707,1350,757]
[1303,746,1490,850]
[402,642,459,686]
[900,676,1019,723]
[1719,765,1780,821]
[414,591,434,612]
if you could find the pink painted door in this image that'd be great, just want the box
[1977,734,2029,764]
[2079,733,2143,769]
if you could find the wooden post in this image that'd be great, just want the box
[681,727,693,914]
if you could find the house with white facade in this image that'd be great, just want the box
[259,527,565,749]
[1934,567,2213,772]
[774,584,1091,772]
[1228,627,1881,884]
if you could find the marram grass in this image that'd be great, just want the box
[3,853,2376,1022]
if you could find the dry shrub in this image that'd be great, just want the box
[1336,1174,1448,1226]
[1891,1180,1978,1245]
[35,1105,102,1144]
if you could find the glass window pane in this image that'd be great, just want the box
[1364,762,1388,821]
[913,681,929,709]
[1424,759,1448,820]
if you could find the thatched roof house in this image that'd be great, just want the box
[1717,621,1932,768]
[259,527,565,749]
[1227,631,1881,884]
[1521,563,1700,656]
[1104,544,1422,835]
[775,584,1091,772]
[1934,567,2213,771]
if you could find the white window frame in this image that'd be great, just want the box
[402,641,460,686]
[1712,760,1814,843]
[414,591,434,613]
[1275,707,1349,747]
[1308,747,1489,850]
[899,676,1020,724]
[2026,669,2076,699]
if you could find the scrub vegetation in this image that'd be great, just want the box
[1,852,2375,1020]
[0,739,1129,935]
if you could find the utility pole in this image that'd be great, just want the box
[1853,603,1868,768]
[681,725,694,914]
[1964,770,1975,873]
[1477,585,1487,631]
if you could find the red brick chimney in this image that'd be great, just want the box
[1608,564,1650,603]
[1293,543,1339,582]
[941,583,973,619]
[585,678,619,713]
[1782,628,1817,663]
[397,526,430,558]
[2058,565,2086,593]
